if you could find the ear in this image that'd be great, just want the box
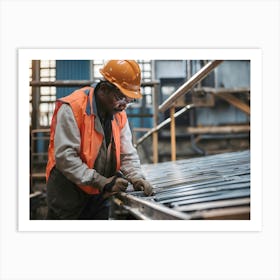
[100,83,112,96]
[99,82,106,91]
[96,83,107,97]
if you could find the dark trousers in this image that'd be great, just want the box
[46,168,110,220]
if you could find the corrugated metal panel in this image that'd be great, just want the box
[126,106,153,140]
[56,60,91,98]
[216,60,250,88]
[126,107,153,128]
[196,104,249,125]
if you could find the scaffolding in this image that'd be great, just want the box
[29,59,251,220]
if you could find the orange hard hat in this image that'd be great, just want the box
[99,60,142,99]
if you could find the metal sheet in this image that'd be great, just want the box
[116,150,250,220]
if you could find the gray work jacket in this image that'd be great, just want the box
[54,103,145,187]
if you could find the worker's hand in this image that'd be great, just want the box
[111,177,129,193]
[93,173,128,195]
[131,178,154,196]
[102,176,129,198]
[92,173,114,191]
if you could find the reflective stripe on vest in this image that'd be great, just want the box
[45,86,127,194]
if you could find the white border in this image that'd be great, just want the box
[18,48,262,232]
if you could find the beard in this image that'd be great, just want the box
[113,103,127,113]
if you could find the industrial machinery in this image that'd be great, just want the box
[113,150,250,220]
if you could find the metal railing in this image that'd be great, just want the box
[136,60,224,163]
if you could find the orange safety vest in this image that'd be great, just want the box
[46,86,127,194]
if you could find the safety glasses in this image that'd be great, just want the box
[113,91,135,104]
[104,81,136,105]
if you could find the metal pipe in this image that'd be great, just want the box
[158,60,223,113]
[135,61,223,148]
[31,60,40,130]
[136,104,194,146]
[117,192,190,220]
[170,188,250,208]
[158,184,250,205]
[154,177,250,201]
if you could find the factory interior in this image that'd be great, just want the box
[30,59,251,220]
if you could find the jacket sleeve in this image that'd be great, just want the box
[54,104,97,185]
[120,120,146,180]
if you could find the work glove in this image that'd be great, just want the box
[103,176,128,199]
[93,172,128,196]
[107,177,129,193]
[131,178,154,196]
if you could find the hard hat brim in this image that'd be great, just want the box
[99,68,142,99]
[112,82,143,99]
[99,63,143,99]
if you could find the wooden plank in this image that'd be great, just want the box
[133,127,150,132]
[186,125,250,134]
[216,92,250,115]
[31,173,46,178]
[153,131,158,164]
[31,128,50,134]
[153,83,159,164]
[170,106,176,161]
[194,87,250,95]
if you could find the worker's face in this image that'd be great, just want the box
[103,83,135,115]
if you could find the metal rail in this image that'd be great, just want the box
[136,104,195,146]
[116,193,190,220]
[158,60,223,113]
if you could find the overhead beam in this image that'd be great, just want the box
[30,80,159,87]
[216,92,250,115]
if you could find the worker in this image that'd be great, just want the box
[45,60,153,220]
